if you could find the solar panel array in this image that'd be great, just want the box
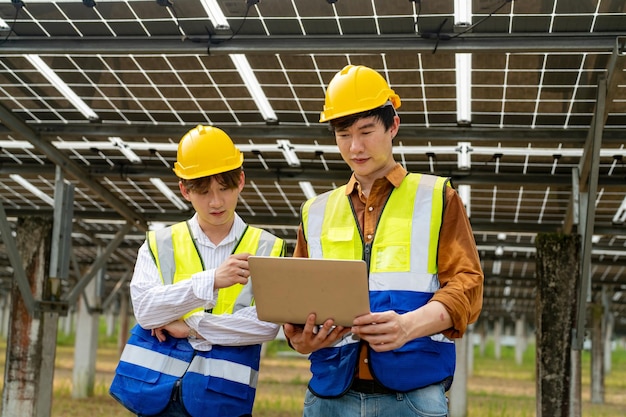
[0,0,625,331]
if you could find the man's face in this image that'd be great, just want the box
[179,171,244,230]
[334,115,399,181]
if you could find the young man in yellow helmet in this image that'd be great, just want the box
[283,65,484,417]
[110,125,285,417]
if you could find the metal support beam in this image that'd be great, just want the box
[44,168,74,314]
[21,124,626,144]
[563,36,626,234]
[0,34,622,55]
[573,74,606,350]
[0,102,149,232]
[64,222,133,306]
[0,203,38,315]
[2,208,624,236]
[102,270,131,311]
[0,163,624,188]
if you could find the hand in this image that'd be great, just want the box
[151,319,191,342]
[283,313,350,355]
[214,252,251,289]
[151,327,168,342]
[351,311,412,352]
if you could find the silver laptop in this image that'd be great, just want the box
[248,256,370,327]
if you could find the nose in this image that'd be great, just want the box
[349,136,364,154]
[207,191,223,208]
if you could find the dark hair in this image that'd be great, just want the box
[328,104,397,132]
[180,167,242,193]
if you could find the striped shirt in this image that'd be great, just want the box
[130,213,279,351]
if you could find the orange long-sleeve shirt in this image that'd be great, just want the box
[292,164,484,379]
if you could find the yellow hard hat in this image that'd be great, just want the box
[173,125,243,179]
[319,65,401,123]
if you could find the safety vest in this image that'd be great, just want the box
[110,222,284,417]
[302,173,456,397]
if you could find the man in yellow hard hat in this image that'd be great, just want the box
[110,125,285,417]
[283,65,484,417]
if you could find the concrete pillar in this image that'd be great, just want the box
[604,312,614,374]
[1,217,53,417]
[494,316,503,360]
[37,310,60,417]
[0,294,9,338]
[515,315,526,365]
[106,306,116,338]
[72,266,101,398]
[448,335,470,417]
[478,318,488,357]
[467,324,474,377]
[117,290,130,357]
[570,349,582,417]
[590,301,605,404]
[535,233,580,417]
[61,309,74,336]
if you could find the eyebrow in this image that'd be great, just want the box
[337,120,378,132]
[355,121,378,130]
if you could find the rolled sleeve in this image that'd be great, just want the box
[190,270,218,306]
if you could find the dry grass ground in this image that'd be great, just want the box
[2,339,626,417]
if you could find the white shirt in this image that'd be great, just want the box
[130,213,279,350]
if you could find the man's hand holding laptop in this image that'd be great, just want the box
[283,313,351,355]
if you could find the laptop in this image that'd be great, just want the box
[248,256,370,327]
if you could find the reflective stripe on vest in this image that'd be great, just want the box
[148,222,202,286]
[120,343,190,378]
[187,356,259,388]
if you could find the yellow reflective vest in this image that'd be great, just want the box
[147,221,285,318]
[302,173,456,396]
[110,221,285,417]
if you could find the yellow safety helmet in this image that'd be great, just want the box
[319,65,401,123]
[173,125,243,179]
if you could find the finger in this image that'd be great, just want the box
[315,320,339,339]
[302,314,318,336]
[232,252,250,261]
[317,319,334,334]
[352,314,376,326]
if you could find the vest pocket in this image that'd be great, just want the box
[370,337,452,392]
[308,345,358,397]
[205,375,250,399]
[109,325,195,415]
[371,243,410,272]
[115,360,160,383]
[110,349,183,415]
[181,374,254,417]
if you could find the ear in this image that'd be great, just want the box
[390,115,400,140]
[238,171,245,192]
[179,181,192,202]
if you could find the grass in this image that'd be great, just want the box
[1,333,625,416]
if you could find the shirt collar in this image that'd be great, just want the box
[344,163,408,195]
[188,212,247,247]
